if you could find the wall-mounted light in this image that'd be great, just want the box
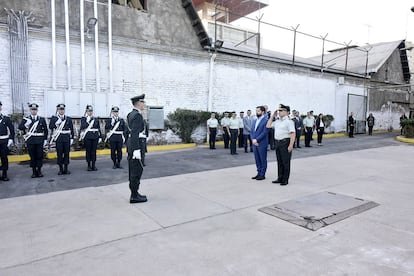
[85,17,98,38]
[214,40,224,49]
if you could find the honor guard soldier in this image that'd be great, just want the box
[127,94,147,203]
[49,104,74,175]
[18,103,48,178]
[80,105,102,171]
[0,102,15,181]
[105,106,126,169]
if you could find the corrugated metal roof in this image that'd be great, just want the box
[309,40,404,75]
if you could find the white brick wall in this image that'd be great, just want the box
[0,29,400,132]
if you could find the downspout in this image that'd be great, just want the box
[80,0,86,92]
[64,0,72,91]
[108,0,113,110]
[51,0,56,89]
[94,0,100,104]
[207,53,216,111]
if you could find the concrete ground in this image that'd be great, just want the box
[0,134,413,275]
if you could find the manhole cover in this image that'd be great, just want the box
[259,191,379,231]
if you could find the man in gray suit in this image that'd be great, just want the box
[243,109,253,153]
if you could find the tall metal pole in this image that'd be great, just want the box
[292,24,300,65]
[320,33,328,70]
[94,0,100,104]
[80,0,86,92]
[108,0,113,95]
[51,0,56,89]
[64,0,72,91]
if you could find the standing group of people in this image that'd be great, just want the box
[0,98,149,203]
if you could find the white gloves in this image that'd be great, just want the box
[43,140,48,147]
[98,138,102,144]
[111,117,115,126]
[24,118,32,128]
[55,117,62,126]
[7,139,13,147]
[132,149,141,159]
[70,139,74,146]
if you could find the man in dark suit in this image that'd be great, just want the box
[0,102,15,181]
[127,94,147,203]
[105,106,126,169]
[80,105,102,171]
[49,104,74,175]
[250,106,269,180]
[18,103,48,178]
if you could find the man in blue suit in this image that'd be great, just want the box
[250,106,269,180]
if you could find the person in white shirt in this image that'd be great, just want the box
[266,104,296,185]
[303,111,315,147]
[206,112,218,149]
[220,112,230,149]
[315,113,325,146]
[228,112,240,155]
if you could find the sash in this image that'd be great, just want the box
[23,120,40,141]
[105,120,124,143]
[79,119,95,141]
[51,119,67,142]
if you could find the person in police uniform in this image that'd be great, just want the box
[228,111,240,155]
[0,102,15,181]
[105,106,126,169]
[266,104,296,186]
[18,103,48,178]
[80,105,102,171]
[49,104,74,175]
[127,94,147,203]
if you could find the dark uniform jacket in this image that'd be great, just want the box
[315,118,325,132]
[348,116,355,126]
[80,116,101,140]
[49,115,74,143]
[127,109,144,155]
[367,116,375,127]
[18,116,48,144]
[105,117,126,143]
[0,115,15,144]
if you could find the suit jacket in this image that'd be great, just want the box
[315,118,325,131]
[18,116,48,144]
[0,115,15,144]
[49,115,74,143]
[250,116,269,147]
[80,116,101,140]
[126,109,144,156]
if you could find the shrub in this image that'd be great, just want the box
[167,109,212,143]
[401,118,414,138]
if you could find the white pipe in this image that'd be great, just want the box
[80,0,86,92]
[207,53,216,111]
[64,0,72,90]
[94,0,100,101]
[108,0,113,95]
[51,0,56,89]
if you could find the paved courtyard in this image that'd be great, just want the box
[0,134,413,275]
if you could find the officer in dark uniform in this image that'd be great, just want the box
[105,106,126,169]
[49,104,74,175]
[18,103,48,178]
[0,102,15,181]
[80,105,102,171]
[127,94,147,203]
[348,112,355,138]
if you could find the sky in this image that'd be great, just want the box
[233,0,414,57]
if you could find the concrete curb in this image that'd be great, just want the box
[396,135,414,144]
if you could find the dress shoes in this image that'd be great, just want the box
[251,175,258,179]
[130,194,148,203]
[280,181,289,186]
[256,176,265,180]
[272,179,282,184]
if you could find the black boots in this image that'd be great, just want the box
[58,164,64,175]
[129,193,147,203]
[2,170,9,181]
[31,168,37,178]
[63,164,70,174]
[112,161,117,169]
[37,167,43,177]
[116,160,122,169]
[88,161,97,171]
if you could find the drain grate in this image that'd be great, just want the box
[259,191,379,231]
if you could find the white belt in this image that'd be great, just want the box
[0,135,9,139]
[112,131,124,135]
[139,134,147,138]
[59,130,71,134]
[89,129,99,132]
[30,133,45,136]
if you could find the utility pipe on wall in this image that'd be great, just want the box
[64,0,72,90]
[94,0,100,103]
[108,0,113,95]
[80,0,86,92]
[51,0,56,89]
[207,53,216,112]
